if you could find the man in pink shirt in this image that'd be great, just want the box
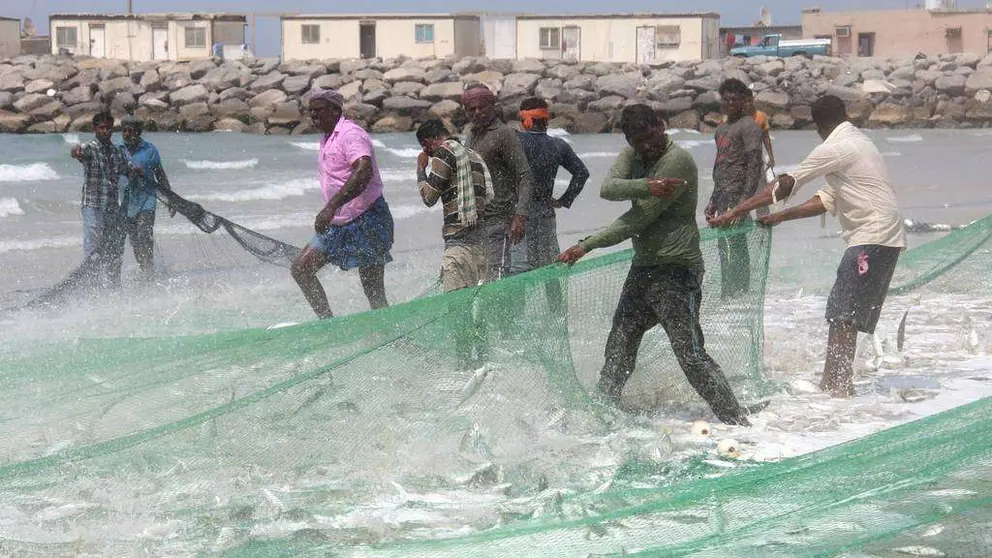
[291,89,394,318]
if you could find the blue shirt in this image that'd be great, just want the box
[120,139,162,218]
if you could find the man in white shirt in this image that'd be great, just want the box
[708,95,906,398]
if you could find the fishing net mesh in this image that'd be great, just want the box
[1,215,991,556]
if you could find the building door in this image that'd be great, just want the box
[360,23,376,59]
[562,26,580,62]
[857,32,874,57]
[636,26,656,64]
[987,31,992,53]
[153,27,168,59]
[90,26,105,58]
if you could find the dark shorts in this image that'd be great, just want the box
[309,197,394,271]
[826,244,901,334]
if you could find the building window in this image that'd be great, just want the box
[301,24,320,44]
[539,27,561,50]
[184,27,206,48]
[415,23,434,44]
[56,26,77,48]
[656,25,681,46]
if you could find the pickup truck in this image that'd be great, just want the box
[730,34,832,58]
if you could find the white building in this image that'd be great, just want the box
[485,12,722,63]
[281,13,481,61]
[0,16,20,59]
[49,13,247,61]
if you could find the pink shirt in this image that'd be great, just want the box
[318,118,384,226]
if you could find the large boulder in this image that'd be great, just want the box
[500,73,540,99]
[587,95,625,112]
[0,91,12,110]
[200,67,242,91]
[381,96,432,116]
[282,75,313,96]
[0,72,25,93]
[313,74,347,90]
[170,84,209,107]
[188,59,218,80]
[338,80,363,102]
[824,85,866,104]
[546,64,580,82]
[219,87,251,102]
[868,102,912,127]
[211,98,250,119]
[391,81,424,97]
[24,79,56,95]
[382,66,427,84]
[420,82,465,102]
[371,115,413,133]
[139,70,162,92]
[98,76,134,98]
[965,70,992,96]
[13,93,51,113]
[249,71,286,91]
[0,110,32,132]
[756,60,785,77]
[248,89,288,108]
[935,74,967,96]
[267,101,302,126]
[427,99,461,119]
[595,72,643,99]
[214,118,246,132]
[754,90,790,113]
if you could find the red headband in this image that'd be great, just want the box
[520,108,550,130]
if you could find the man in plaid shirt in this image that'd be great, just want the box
[70,112,141,287]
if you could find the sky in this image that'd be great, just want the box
[8,0,991,57]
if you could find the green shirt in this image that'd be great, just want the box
[579,139,703,269]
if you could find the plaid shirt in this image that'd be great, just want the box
[79,139,133,210]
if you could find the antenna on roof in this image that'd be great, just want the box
[760,7,771,26]
[127,0,133,16]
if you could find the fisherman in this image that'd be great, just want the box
[707,78,765,299]
[513,97,590,275]
[559,104,753,426]
[291,88,393,319]
[69,111,142,288]
[709,95,906,398]
[119,115,175,281]
[460,84,536,280]
[415,118,494,367]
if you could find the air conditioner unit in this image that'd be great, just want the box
[836,26,851,38]
[945,27,962,38]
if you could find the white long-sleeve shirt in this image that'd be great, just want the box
[790,121,906,249]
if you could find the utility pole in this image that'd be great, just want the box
[127,1,133,15]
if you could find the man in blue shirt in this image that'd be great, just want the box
[513,97,589,275]
[120,116,174,281]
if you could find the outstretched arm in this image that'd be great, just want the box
[760,195,826,226]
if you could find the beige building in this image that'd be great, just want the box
[802,7,992,57]
[0,16,20,59]
[281,14,481,61]
[511,13,721,64]
[49,13,247,61]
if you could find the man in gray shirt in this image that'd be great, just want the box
[707,78,764,300]
[461,84,536,281]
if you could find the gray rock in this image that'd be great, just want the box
[338,80,362,102]
[362,88,390,107]
[250,71,287,91]
[935,74,967,96]
[313,74,346,90]
[511,59,546,75]
[668,109,699,131]
[219,87,251,102]
[790,104,813,125]
[860,69,886,81]
[424,68,457,83]
[965,70,992,95]
[214,118,246,132]
[25,79,56,95]
[954,66,974,77]
[692,91,721,112]
[0,110,32,133]
[452,57,486,75]
[692,60,723,77]
[771,113,795,129]
[139,70,162,92]
[256,58,282,75]
[182,103,214,132]
[557,87,596,105]
[170,84,209,106]
[914,69,943,85]
[660,97,693,115]
[956,52,980,69]
[392,81,424,97]
[248,89,288,108]
[210,98,250,119]
[684,76,721,92]
[163,72,193,91]
[268,100,302,126]
[501,73,541,99]
[13,93,51,113]
[427,99,461,119]
[188,59,217,80]
[0,92,12,110]
[352,69,384,81]
[824,85,865,103]
[595,72,643,99]
[381,96,432,115]
[755,90,790,112]
[371,115,414,133]
[868,102,912,127]
[420,82,465,103]
[283,75,313,95]
[534,78,563,101]
[757,60,785,77]
[64,101,105,119]
[361,78,385,93]
[463,70,503,91]
[201,67,243,91]
[30,100,62,119]
[832,71,859,88]
[383,67,426,84]
[99,76,133,97]
[563,75,596,91]
[979,52,992,68]
[110,92,136,114]
[546,65,580,81]
[98,63,129,81]
[887,65,917,81]
[138,91,170,108]
[344,102,378,123]
[24,63,77,83]
[585,62,619,77]
[645,72,686,99]
[587,95,625,112]
[279,62,326,79]
[0,73,25,93]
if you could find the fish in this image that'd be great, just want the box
[892,546,946,557]
[897,309,909,352]
[457,365,490,408]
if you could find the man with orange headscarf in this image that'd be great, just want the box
[513,97,590,275]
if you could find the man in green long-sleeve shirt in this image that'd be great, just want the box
[559,105,751,426]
